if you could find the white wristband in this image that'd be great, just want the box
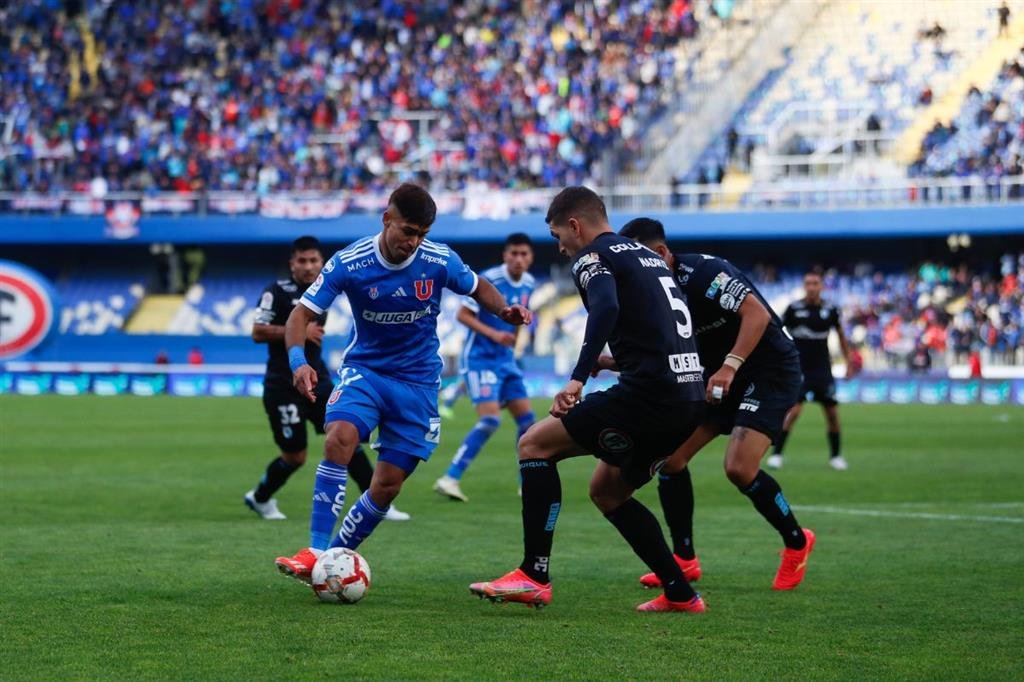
[723,354,745,371]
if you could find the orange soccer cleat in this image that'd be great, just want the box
[773,529,816,590]
[469,568,552,608]
[636,593,706,613]
[639,555,702,588]
[275,547,320,584]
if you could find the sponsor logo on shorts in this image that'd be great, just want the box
[598,428,634,454]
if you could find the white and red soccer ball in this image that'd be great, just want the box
[311,548,371,604]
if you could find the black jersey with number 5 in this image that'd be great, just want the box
[673,254,799,373]
[570,233,704,399]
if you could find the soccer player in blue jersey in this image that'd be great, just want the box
[434,233,536,502]
[274,184,531,582]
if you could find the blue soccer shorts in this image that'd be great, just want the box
[463,359,529,406]
[324,365,440,473]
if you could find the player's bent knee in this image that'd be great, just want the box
[281,449,307,467]
[724,460,757,487]
[323,423,360,464]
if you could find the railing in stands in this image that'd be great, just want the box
[0,176,1022,218]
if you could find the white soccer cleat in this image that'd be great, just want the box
[433,475,468,502]
[829,456,849,471]
[244,490,287,520]
[766,454,784,470]
[384,505,411,521]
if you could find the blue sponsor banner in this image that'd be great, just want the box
[918,380,950,404]
[0,371,1022,403]
[950,381,981,405]
[92,374,128,396]
[54,374,91,395]
[130,375,167,396]
[980,381,1012,406]
[888,380,918,404]
[14,373,51,395]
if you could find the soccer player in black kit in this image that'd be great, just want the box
[244,236,409,522]
[613,218,815,591]
[470,188,708,613]
[769,271,855,471]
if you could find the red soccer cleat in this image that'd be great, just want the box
[773,529,816,590]
[275,547,319,584]
[636,593,706,613]
[639,555,702,588]
[469,568,552,608]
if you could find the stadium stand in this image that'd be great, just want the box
[1,0,746,194]
[56,269,145,334]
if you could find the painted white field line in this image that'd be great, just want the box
[795,505,1024,524]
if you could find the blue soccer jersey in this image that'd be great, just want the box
[302,235,479,386]
[461,264,535,366]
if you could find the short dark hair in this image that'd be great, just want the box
[619,218,667,245]
[291,235,323,256]
[504,232,533,248]
[388,182,437,227]
[545,186,607,226]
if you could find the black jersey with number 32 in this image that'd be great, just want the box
[673,254,799,373]
[254,278,330,387]
[571,233,704,399]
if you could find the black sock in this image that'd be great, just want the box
[773,429,790,455]
[604,498,697,603]
[828,431,841,459]
[253,457,299,503]
[737,470,806,550]
[518,459,561,584]
[657,468,696,560]
[347,446,374,491]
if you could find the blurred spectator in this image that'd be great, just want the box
[187,347,204,365]
[154,350,170,365]
[908,343,932,373]
[998,2,1011,38]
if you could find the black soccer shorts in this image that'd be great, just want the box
[706,362,802,444]
[261,380,333,453]
[562,384,705,488]
[798,374,839,407]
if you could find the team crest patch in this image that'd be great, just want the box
[368,286,379,300]
[598,428,634,455]
[414,279,434,300]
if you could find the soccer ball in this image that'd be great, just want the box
[311,548,372,604]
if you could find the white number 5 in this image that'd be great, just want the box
[658,276,693,339]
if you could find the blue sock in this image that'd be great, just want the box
[310,460,348,550]
[330,491,388,550]
[514,411,535,445]
[446,415,501,480]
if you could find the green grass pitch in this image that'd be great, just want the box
[1,395,1021,680]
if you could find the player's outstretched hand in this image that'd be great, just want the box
[293,364,318,402]
[550,379,583,418]
[706,365,736,404]
[499,304,533,326]
[590,353,618,378]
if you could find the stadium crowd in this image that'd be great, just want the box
[796,253,1024,370]
[1,0,716,194]
[910,45,1024,196]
